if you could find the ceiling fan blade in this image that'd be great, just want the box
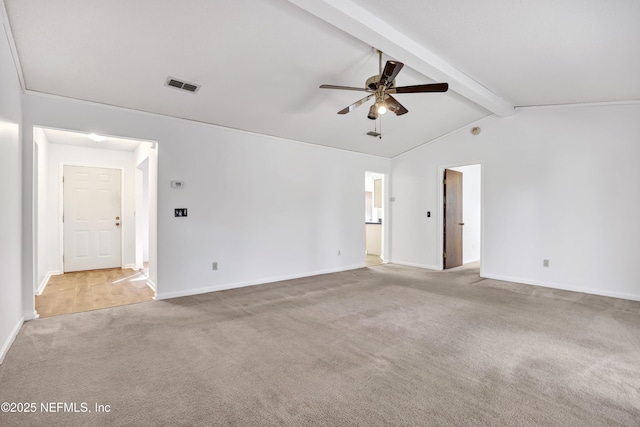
[389,82,449,94]
[320,84,371,92]
[379,61,404,88]
[337,94,375,114]
[385,95,408,116]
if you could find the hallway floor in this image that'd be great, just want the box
[366,254,383,266]
[35,266,154,318]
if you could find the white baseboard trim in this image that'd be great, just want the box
[123,264,137,270]
[0,317,24,364]
[156,264,365,300]
[37,270,62,295]
[463,258,481,264]
[481,273,640,302]
[146,278,157,295]
[389,260,442,271]
[24,308,38,321]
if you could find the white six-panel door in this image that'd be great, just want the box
[63,165,122,272]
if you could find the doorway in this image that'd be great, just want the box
[365,172,384,266]
[33,126,158,317]
[441,164,482,270]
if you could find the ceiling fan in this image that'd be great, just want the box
[320,51,449,120]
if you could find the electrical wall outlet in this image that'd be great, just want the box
[543,259,549,268]
[212,262,218,270]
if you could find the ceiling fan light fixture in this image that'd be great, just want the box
[320,51,448,120]
[367,105,379,120]
[88,133,107,142]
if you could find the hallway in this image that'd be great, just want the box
[36,267,154,318]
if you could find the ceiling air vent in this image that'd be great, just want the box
[182,83,199,93]
[165,77,200,94]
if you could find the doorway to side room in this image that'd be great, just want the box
[33,126,158,318]
[441,164,482,270]
[365,172,385,266]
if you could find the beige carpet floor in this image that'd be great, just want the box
[1,263,639,426]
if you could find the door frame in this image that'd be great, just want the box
[437,161,484,274]
[59,163,126,272]
[364,171,387,262]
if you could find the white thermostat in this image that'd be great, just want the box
[171,180,184,189]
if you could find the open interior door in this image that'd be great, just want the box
[444,169,463,269]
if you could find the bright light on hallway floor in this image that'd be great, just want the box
[36,266,154,318]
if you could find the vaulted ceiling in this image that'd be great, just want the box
[3,0,639,157]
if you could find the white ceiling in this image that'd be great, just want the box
[4,0,639,157]
[41,127,147,152]
[347,0,640,106]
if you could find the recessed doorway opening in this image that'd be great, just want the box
[365,171,385,267]
[32,126,158,318]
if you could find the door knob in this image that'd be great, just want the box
[115,216,120,220]
[115,222,120,226]
[458,222,465,225]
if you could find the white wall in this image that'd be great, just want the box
[133,140,157,285]
[21,93,390,306]
[0,19,23,363]
[391,103,640,300]
[45,143,137,273]
[141,163,149,262]
[34,127,49,292]
[450,164,481,264]
[134,141,153,270]
[135,156,150,265]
